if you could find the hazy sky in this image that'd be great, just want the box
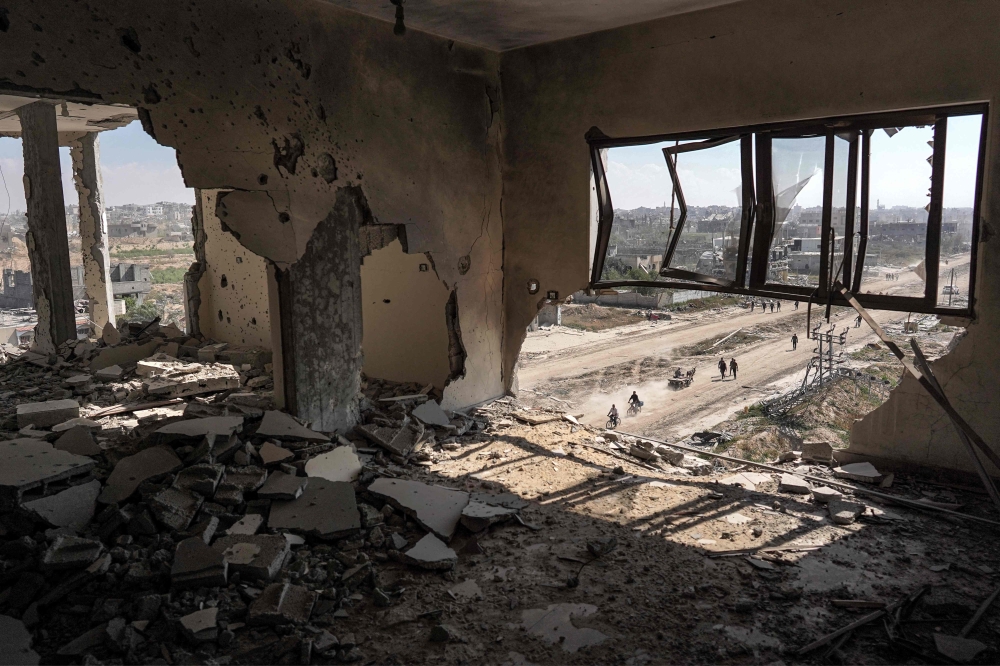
[0,121,194,215]
[606,114,983,211]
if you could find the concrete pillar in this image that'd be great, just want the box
[17,101,76,352]
[277,186,364,433]
[69,132,115,334]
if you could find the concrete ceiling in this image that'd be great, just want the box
[0,96,136,141]
[323,0,745,51]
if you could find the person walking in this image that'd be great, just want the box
[750,301,755,312]
[718,357,727,381]
[855,313,862,328]
[791,333,798,350]
[777,301,781,312]
[770,301,775,313]
[794,300,799,310]
[729,357,738,380]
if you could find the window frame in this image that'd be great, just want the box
[587,103,988,317]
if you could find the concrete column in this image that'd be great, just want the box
[69,132,115,334]
[17,101,76,352]
[278,186,364,433]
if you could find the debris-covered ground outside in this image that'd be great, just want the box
[0,320,997,665]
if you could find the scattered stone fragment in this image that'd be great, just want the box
[180,516,220,545]
[248,582,317,626]
[226,514,265,536]
[834,462,882,483]
[314,631,339,654]
[41,535,105,570]
[222,465,268,491]
[22,479,101,531]
[149,487,204,531]
[16,398,81,428]
[934,633,987,663]
[411,400,450,427]
[257,410,330,442]
[828,499,865,525]
[172,537,228,588]
[0,438,96,509]
[355,421,420,457]
[746,557,776,570]
[98,446,182,504]
[51,417,101,433]
[53,426,102,456]
[173,464,224,495]
[180,607,219,642]
[448,579,484,601]
[145,363,241,398]
[403,533,457,571]
[259,441,294,466]
[153,416,244,444]
[94,364,125,381]
[429,624,462,642]
[778,473,811,494]
[304,446,361,483]
[57,623,108,657]
[368,477,469,539]
[811,486,843,503]
[269,478,360,539]
[0,616,40,665]
[390,533,408,550]
[214,534,290,581]
[725,512,751,525]
[460,500,517,532]
[521,604,608,653]
[720,472,773,491]
[801,440,834,462]
[90,339,159,371]
[258,471,308,500]
[101,321,122,346]
[134,403,186,425]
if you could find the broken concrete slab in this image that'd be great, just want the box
[259,441,294,466]
[470,492,530,510]
[22,479,101,531]
[834,462,882,483]
[257,410,329,442]
[460,500,518,532]
[149,487,204,531]
[248,582,317,626]
[304,446,361,483]
[0,438,96,509]
[136,353,190,377]
[355,421,421,457]
[513,412,562,426]
[98,446,182,504]
[268,478,360,539]
[214,534,290,582]
[368,477,469,539]
[90,339,159,372]
[41,535,104,570]
[93,364,124,381]
[171,537,228,589]
[0,616,40,665]
[521,604,608,653]
[226,513,265,536]
[828,499,865,525]
[411,400,450,427]
[448,579,484,601]
[153,416,244,445]
[778,473,811,494]
[721,472,773,491]
[811,486,843,503]
[144,363,241,398]
[173,463,224,495]
[53,426,102,456]
[134,402,186,425]
[50,417,101,434]
[180,607,219,642]
[934,633,987,663]
[16,398,80,428]
[222,465,267,491]
[258,471,308,500]
[57,622,107,657]
[802,440,834,462]
[403,533,457,570]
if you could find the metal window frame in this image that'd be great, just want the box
[587,102,988,317]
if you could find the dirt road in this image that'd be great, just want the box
[518,255,968,442]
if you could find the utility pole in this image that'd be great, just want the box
[949,267,955,306]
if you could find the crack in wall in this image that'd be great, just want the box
[184,190,207,337]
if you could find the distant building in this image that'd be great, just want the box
[0,263,152,310]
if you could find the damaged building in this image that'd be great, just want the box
[0,0,998,664]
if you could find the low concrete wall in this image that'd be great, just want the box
[571,289,711,309]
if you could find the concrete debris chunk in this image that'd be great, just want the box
[99,445,183,504]
[390,533,408,550]
[833,462,882,483]
[248,582,317,626]
[257,410,330,442]
[0,438,96,509]
[411,400,450,427]
[460,500,517,532]
[258,471,308,500]
[180,607,219,642]
[448,579,484,601]
[153,416,244,444]
[136,353,194,377]
[225,513,265,536]
[778,473,811,494]
[172,537,228,588]
[811,486,843,503]
[355,421,421,457]
[91,339,160,372]
[403,533,458,570]
[521,604,608,653]
[314,631,339,654]
[93,364,125,381]
[149,487,204,531]
[57,622,107,657]
[470,491,530,510]
[41,535,105,570]
[368,477,469,539]
[828,499,865,525]
[53,426,102,456]
[801,440,834,462]
[268,479,360,539]
[304,446,362,483]
[721,472,772,491]
[214,534,291,582]
[16,398,80,428]
[0,616,40,664]
[513,411,562,426]
[223,465,268,491]
[144,363,241,398]
[101,321,122,346]
[134,402,186,425]
[934,633,987,663]
[173,463,225,495]
[51,417,101,433]
[259,441,294,466]
[22,479,101,531]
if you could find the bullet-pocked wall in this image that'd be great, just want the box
[197,190,271,349]
[497,0,1000,475]
[0,1,505,429]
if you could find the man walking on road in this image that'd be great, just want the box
[770,302,775,313]
[729,357,738,380]
[777,301,781,311]
[794,301,799,310]
[718,357,727,381]
[791,333,798,350]
[855,314,863,328]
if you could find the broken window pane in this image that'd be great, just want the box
[858,125,933,298]
[936,114,983,308]
[768,136,825,287]
[828,134,853,285]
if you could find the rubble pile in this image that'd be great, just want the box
[0,327,521,664]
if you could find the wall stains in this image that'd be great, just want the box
[272,133,305,176]
[445,290,466,381]
[316,152,337,183]
[119,27,141,53]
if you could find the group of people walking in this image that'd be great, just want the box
[884,273,900,281]
[749,300,783,313]
[718,357,738,380]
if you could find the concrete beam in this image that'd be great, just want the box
[69,133,115,334]
[17,102,76,351]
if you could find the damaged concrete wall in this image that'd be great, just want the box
[498,0,1000,473]
[197,190,271,349]
[0,0,505,423]
[361,239,452,390]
